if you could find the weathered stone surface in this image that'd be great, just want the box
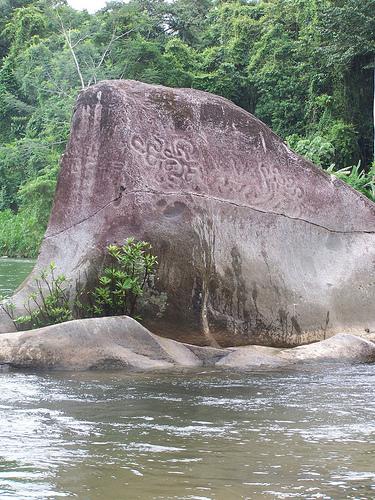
[0,316,202,370]
[0,318,373,371]
[216,345,291,369]
[218,334,375,368]
[283,333,375,363]
[2,80,375,346]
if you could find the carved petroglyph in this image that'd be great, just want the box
[212,160,307,216]
[130,134,200,188]
[130,133,306,216]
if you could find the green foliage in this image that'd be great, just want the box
[0,0,374,259]
[324,120,359,168]
[327,162,375,202]
[0,139,59,210]
[0,208,44,258]
[287,134,335,168]
[9,238,159,329]
[89,238,158,318]
[14,262,73,329]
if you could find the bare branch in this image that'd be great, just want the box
[56,11,86,89]
[44,69,71,98]
[71,33,94,49]
[63,28,86,89]
[55,9,137,90]
[87,28,136,87]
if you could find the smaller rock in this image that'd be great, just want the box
[216,333,375,369]
[184,344,226,365]
[359,330,375,343]
[0,318,373,371]
[216,345,292,369]
[281,333,375,364]
[0,316,203,371]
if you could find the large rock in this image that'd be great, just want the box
[0,316,202,370]
[0,317,373,371]
[2,80,375,346]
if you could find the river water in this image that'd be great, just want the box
[0,258,35,298]
[0,260,374,499]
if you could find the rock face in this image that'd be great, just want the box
[2,80,375,346]
[0,317,373,371]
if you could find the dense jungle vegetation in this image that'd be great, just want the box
[0,0,374,257]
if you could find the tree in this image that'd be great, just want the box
[0,0,374,258]
[319,0,375,163]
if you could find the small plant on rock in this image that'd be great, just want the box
[5,238,159,330]
[89,238,158,318]
[327,162,375,202]
[15,262,73,329]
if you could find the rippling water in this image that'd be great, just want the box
[0,258,34,297]
[0,261,374,499]
[0,367,374,499]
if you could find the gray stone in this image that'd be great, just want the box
[217,333,375,369]
[282,333,375,364]
[0,317,373,371]
[185,344,226,365]
[2,80,375,347]
[0,316,202,371]
[216,345,291,369]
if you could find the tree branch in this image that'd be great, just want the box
[57,12,86,90]
[87,28,136,87]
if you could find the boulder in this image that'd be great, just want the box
[217,333,375,368]
[216,345,291,369]
[282,333,375,364]
[0,317,373,371]
[0,316,202,371]
[2,80,375,346]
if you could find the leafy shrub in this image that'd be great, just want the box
[0,209,44,258]
[327,162,375,202]
[7,238,159,330]
[325,120,359,168]
[287,133,375,203]
[88,238,158,319]
[0,163,57,258]
[14,262,72,329]
[287,134,335,168]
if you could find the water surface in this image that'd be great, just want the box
[0,258,34,297]
[0,368,374,499]
[0,260,374,499]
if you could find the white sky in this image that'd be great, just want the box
[67,0,116,13]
